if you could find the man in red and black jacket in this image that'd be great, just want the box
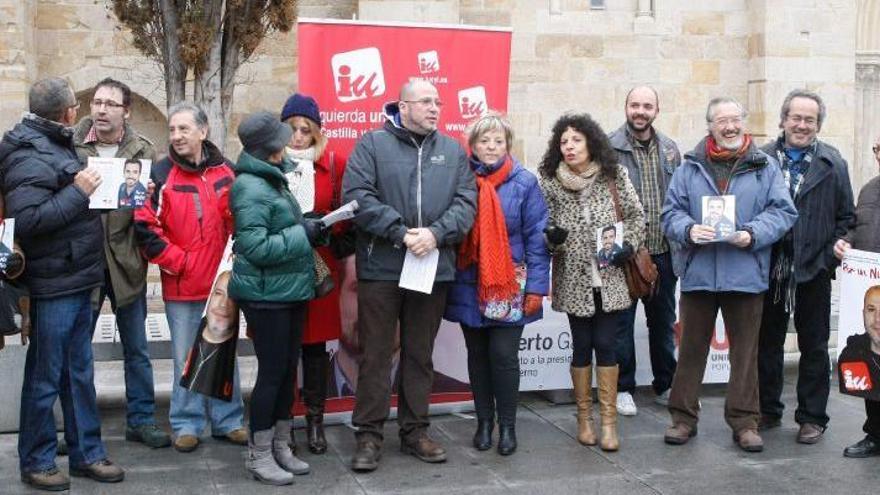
[134,102,246,453]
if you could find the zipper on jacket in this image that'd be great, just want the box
[407,136,424,228]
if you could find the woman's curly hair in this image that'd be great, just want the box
[539,113,618,180]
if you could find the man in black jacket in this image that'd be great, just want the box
[758,89,855,444]
[0,77,125,491]
[343,80,476,472]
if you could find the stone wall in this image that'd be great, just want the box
[0,0,867,181]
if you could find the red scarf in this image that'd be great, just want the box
[706,134,752,163]
[458,155,519,304]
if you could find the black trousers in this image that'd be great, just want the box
[351,281,449,444]
[568,291,620,367]
[866,399,880,440]
[758,270,831,427]
[462,324,523,425]
[242,302,306,433]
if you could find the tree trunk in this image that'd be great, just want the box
[194,0,227,151]
[159,0,185,109]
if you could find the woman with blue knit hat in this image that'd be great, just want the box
[280,93,351,455]
[230,110,329,485]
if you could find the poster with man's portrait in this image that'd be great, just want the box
[837,249,880,401]
[0,218,14,270]
[595,222,624,269]
[87,157,151,209]
[700,195,736,242]
[179,240,240,402]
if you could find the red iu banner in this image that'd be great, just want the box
[297,18,513,163]
[294,19,512,417]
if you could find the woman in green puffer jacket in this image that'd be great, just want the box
[228,111,327,486]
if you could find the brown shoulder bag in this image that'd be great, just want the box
[607,178,659,299]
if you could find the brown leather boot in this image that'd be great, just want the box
[570,366,597,446]
[303,351,330,455]
[596,365,620,452]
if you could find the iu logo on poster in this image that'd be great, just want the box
[418,50,440,74]
[331,47,386,103]
[842,361,873,392]
[457,86,488,120]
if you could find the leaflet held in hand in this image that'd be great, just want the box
[88,157,152,210]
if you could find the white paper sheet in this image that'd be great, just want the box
[398,248,439,294]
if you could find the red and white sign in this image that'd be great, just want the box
[297,19,512,163]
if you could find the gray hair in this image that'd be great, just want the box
[465,111,514,151]
[779,89,826,131]
[705,96,748,124]
[28,77,75,122]
[168,101,209,132]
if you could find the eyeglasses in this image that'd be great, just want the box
[402,98,443,108]
[711,117,743,127]
[786,114,818,127]
[90,99,126,110]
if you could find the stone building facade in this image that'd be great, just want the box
[1,0,877,189]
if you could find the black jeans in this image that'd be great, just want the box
[241,302,306,433]
[615,251,678,394]
[865,399,880,440]
[568,291,620,367]
[351,282,449,444]
[462,324,523,425]
[758,270,831,427]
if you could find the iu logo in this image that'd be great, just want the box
[457,86,488,120]
[331,47,386,103]
[418,50,440,74]
[841,361,873,392]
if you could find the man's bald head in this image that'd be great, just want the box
[625,86,659,108]
[399,80,437,101]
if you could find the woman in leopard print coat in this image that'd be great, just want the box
[539,113,645,453]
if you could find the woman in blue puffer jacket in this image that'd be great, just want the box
[444,112,550,456]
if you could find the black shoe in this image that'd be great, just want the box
[351,439,382,472]
[473,420,493,451]
[306,416,328,455]
[497,423,517,456]
[844,436,880,458]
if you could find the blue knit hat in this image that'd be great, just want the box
[280,93,322,128]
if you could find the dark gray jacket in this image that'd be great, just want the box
[761,138,855,282]
[843,175,880,253]
[0,114,104,298]
[608,124,681,203]
[342,102,477,282]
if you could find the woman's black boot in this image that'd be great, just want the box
[497,423,517,456]
[473,420,493,451]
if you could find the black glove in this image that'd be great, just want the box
[329,229,356,259]
[543,224,569,246]
[611,241,635,267]
[302,219,330,247]
[0,252,23,279]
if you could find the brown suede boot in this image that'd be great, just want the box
[570,366,597,446]
[596,365,620,452]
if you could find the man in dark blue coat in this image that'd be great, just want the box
[757,89,855,444]
[0,77,124,491]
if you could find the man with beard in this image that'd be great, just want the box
[608,86,681,416]
[757,89,855,444]
[661,97,797,452]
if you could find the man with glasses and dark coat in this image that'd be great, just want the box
[343,80,476,472]
[757,89,855,445]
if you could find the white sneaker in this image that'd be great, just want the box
[616,392,637,416]
[654,389,671,407]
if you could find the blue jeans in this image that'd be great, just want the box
[19,290,107,473]
[165,300,244,437]
[615,251,678,395]
[93,273,156,427]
